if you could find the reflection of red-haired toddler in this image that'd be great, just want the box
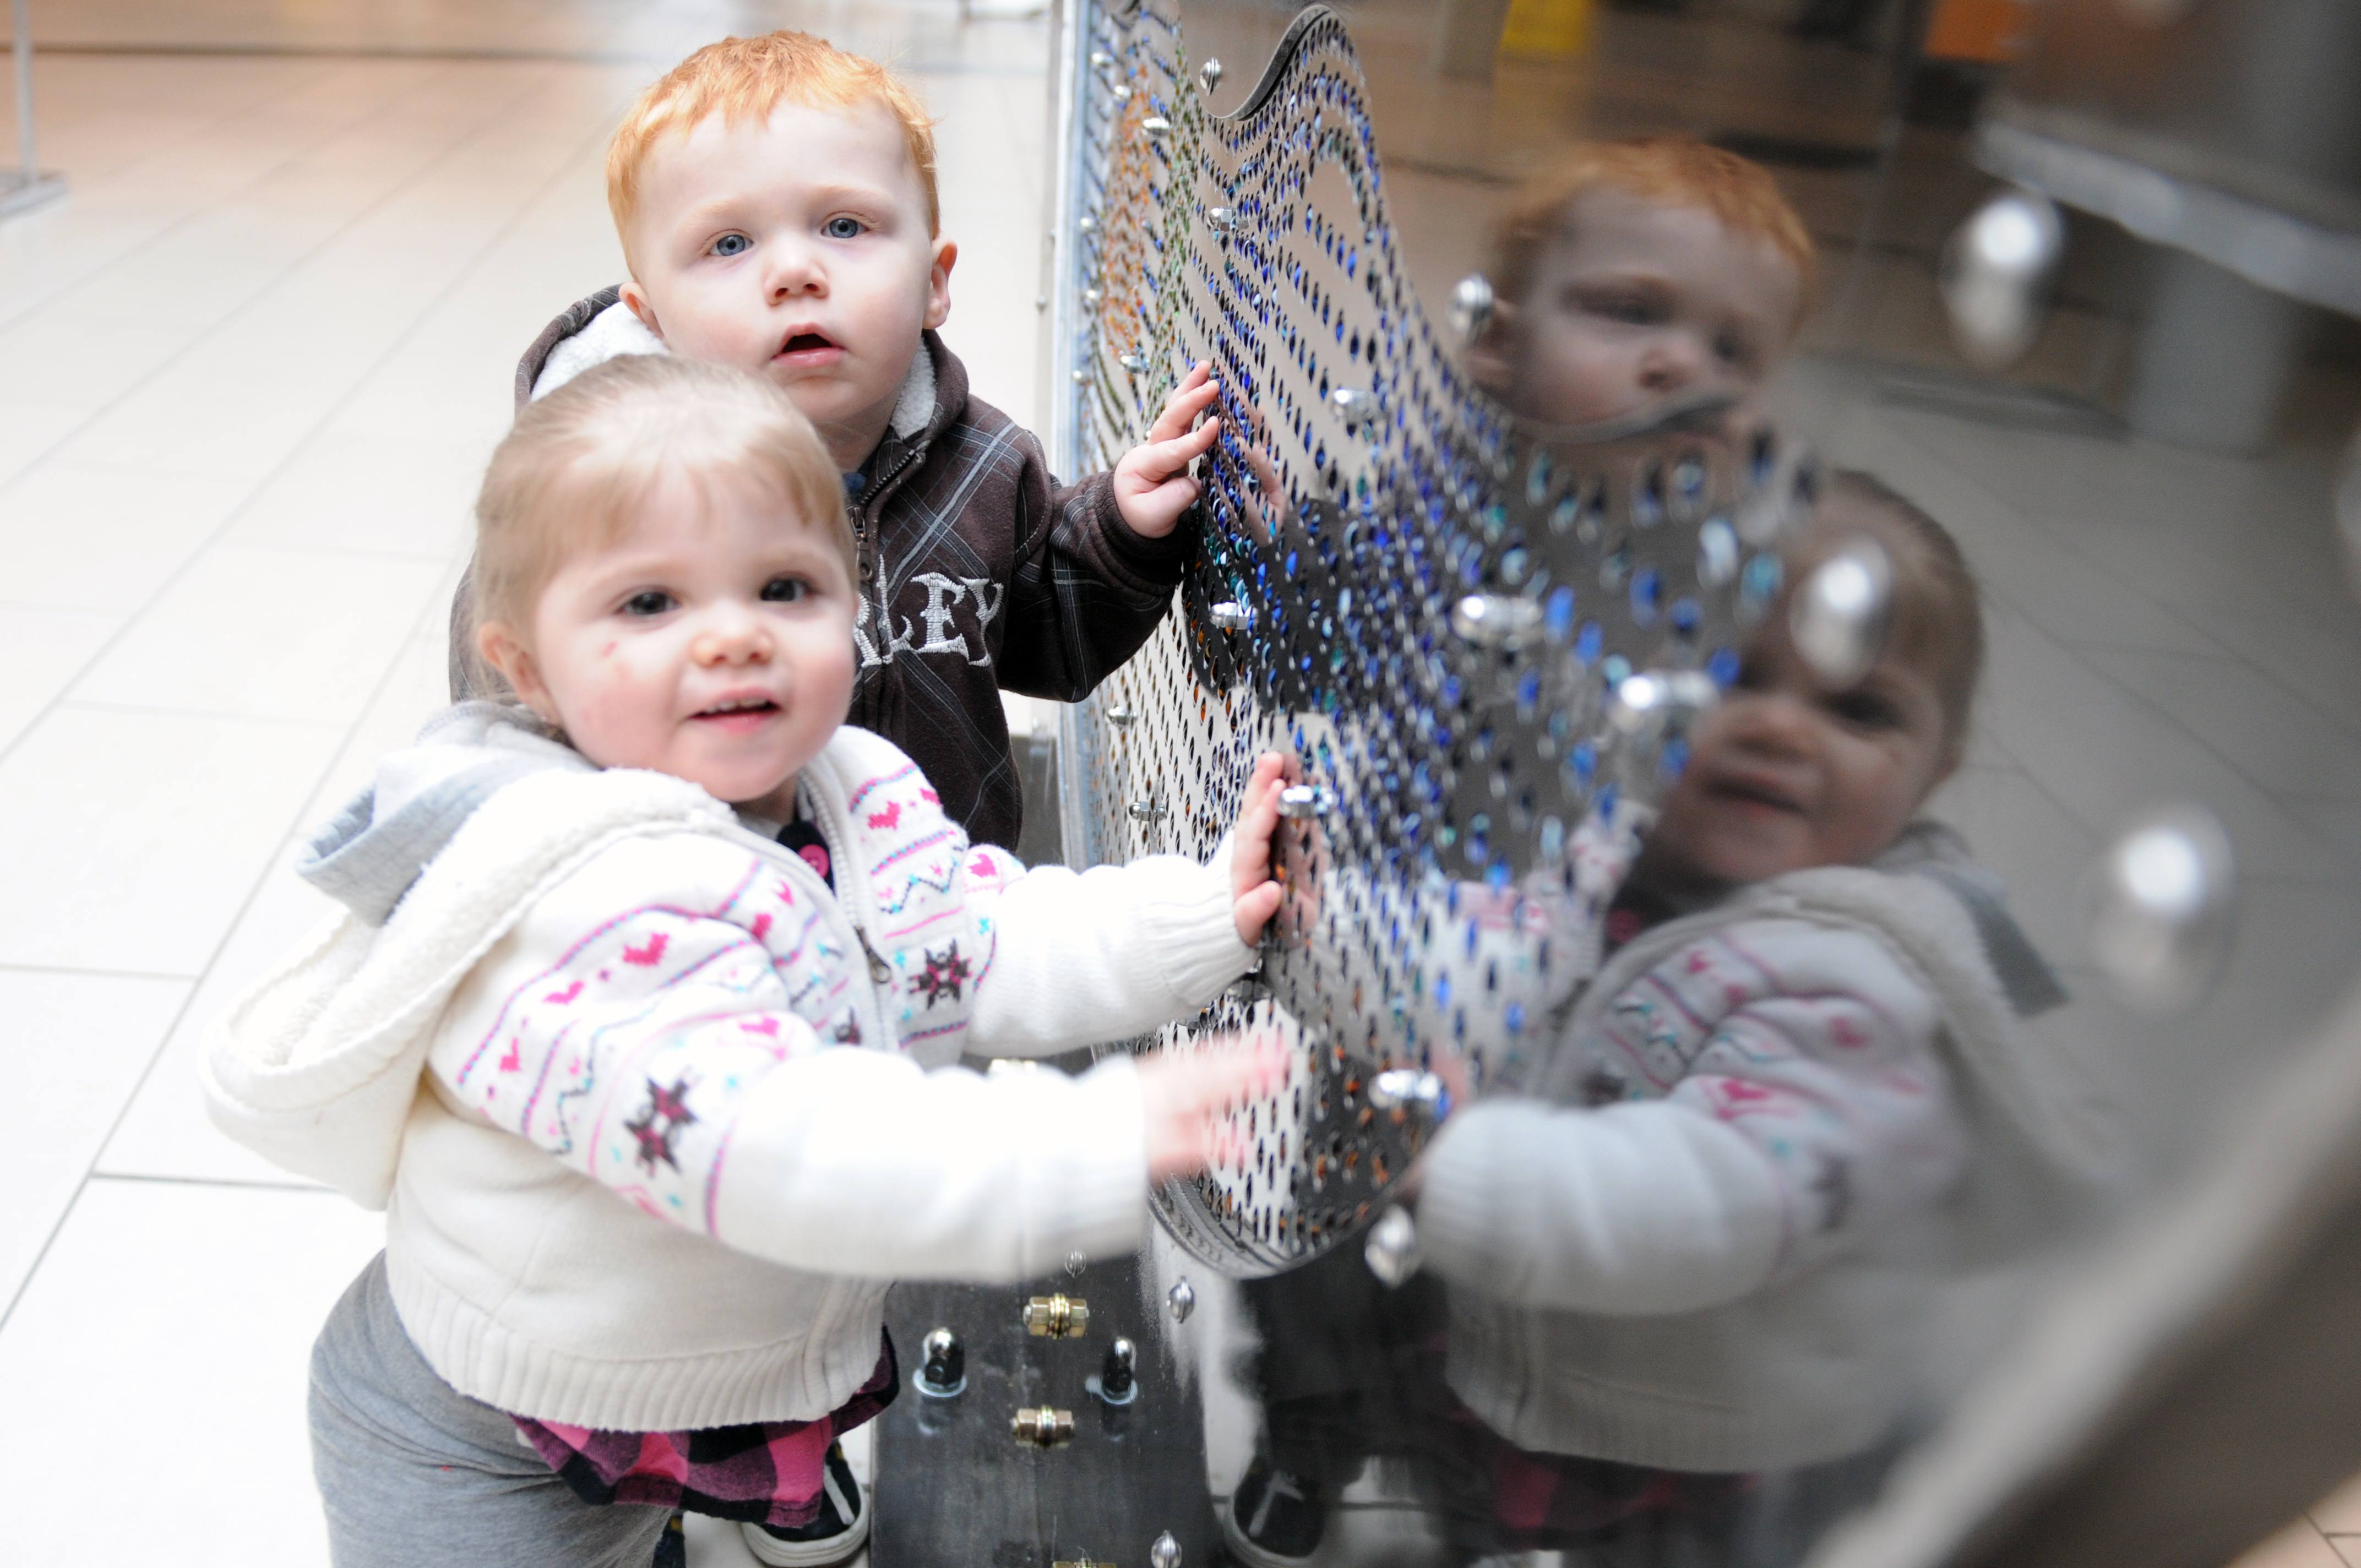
[1468,138,1816,428]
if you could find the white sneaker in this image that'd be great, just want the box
[739,1441,871,1566]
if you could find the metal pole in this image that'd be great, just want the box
[2,0,63,219]
[1045,0,1096,870]
[13,0,32,182]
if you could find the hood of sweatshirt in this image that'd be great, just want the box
[301,701,590,925]
[1879,819,2069,1017]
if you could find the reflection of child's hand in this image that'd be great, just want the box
[1235,401,1287,543]
[1112,361,1222,540]
[1228,751,1289,945]
[1136,1033,1290,1182]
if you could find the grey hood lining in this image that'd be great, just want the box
[300,703,590,926]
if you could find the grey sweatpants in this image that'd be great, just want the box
[309,1253,672,1568]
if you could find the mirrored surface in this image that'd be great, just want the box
[1032,2,2361,1564]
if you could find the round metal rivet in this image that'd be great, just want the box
[1277,785,1332,819]
[1450,593,1541,650]
[1789,537,1892,689]
[1364,1207,1421,1287]
[1939,187,2063,369]
[1446,273,1495,346]
[2086,804,2237,1015]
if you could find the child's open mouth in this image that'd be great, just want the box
[693,694,782,731]
[774,330,844,366]
[1706,775,1803,815]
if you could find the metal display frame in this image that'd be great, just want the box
[2,0,64,221]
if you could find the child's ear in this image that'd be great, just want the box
[923,238,957,331]
[620,279,665,343]
[477,622,561,725]
[1464,298,1519,398]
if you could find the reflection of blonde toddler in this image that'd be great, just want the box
[1411,476,2103,1550]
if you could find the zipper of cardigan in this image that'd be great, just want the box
[799,780,893,988]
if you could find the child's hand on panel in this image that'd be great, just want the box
[1111,361,1222,539]
[1229,751,1291,945]
[1136,1031,1290,1182]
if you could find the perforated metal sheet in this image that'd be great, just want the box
[1060,1,1814,1275]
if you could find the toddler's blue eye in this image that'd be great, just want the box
[760,577,809,603]
[623,590,674,616]
[823,216,863,239]
[711,233,749,257]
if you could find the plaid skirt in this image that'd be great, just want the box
[510,1333,898,1529]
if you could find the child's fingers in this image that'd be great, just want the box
[1143,1032,1291,1179]
[1233,879,1284,945]
[1233,759,1285,879]
[1171,1030,1288,1101]
[1239,751,1281,818]
[1144,374,1222,442]
[1255,758,1287,827]
[1135,417,1222,482]
[1247,756,1288,847]
[1178,409,1223,456]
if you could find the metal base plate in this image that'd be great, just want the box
[0,171,66,220]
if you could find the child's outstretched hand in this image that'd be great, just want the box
[1230,751,1290,945]
[1136,1032,1290,1182]
[1112,361,1222,539]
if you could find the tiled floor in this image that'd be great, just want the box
[5,3,2361,1566]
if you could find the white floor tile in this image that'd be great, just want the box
[226,427,490,559]
[0,707,340,973]
[2079,645,2361,798]
[0,971,190,1308]
[0,1178,383,1564]
[0,302,211,410]
[1979,602,2357,885]
[0,59,422,322]
[0,605,124,754]
[0,398,89,489]
[300,630,464,824]
[2311,1469,2361,1535]
[2287,796,2361,865]
[50,383,339,482]
[97,839,342,1188]
[69,545,444,722]
[1852,413,2224,658]
[2231,1520,2350,1568]
[0,464,252,613]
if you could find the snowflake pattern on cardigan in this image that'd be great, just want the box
[443,760,1020,1239]
[1582,926,1965,1279]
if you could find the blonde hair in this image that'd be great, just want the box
[608,30,938,260]
[473,355,853,638]
[1490,138,1818,329]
